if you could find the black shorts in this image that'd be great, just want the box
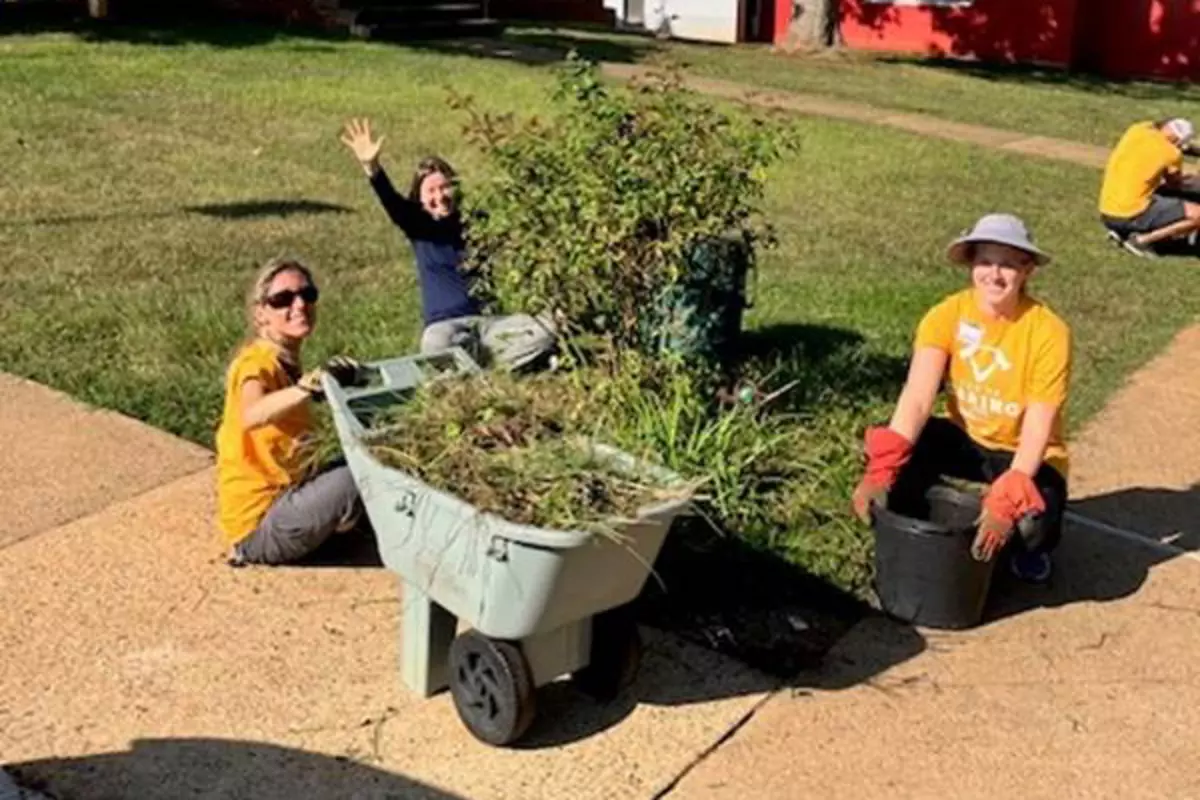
[1103,192,1187,236]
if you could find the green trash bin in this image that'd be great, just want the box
[641,235,753,369]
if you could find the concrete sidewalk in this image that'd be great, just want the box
[0,376,776,799]
[0,373,211,550]
[666,323,1200,798]
[668,520,1200,798]
[6,332,1200,799]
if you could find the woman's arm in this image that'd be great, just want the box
[888,346,949,443]
[1011,402,1057,476]
[1014,318,1071,476]
[341,118,422,233]
[239,373,319,430]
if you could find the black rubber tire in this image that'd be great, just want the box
[572,605,643,702]
[447,631,537,746]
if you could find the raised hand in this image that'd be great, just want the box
[340,118,384,174]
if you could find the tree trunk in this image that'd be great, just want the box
[778,0,838,51]
[88,0,110,19]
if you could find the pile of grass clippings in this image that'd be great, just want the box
[361,370,690,536]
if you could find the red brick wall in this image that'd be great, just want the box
[1083,0,1200,81]
[836,0,1081,67]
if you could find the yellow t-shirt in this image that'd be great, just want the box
[215,340,313,545]
[915,289,1072,477]
[1099,121,1183,218]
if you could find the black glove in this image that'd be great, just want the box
[324,356,369,388]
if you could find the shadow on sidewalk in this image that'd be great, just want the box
[517,531,924,747]
[7,738,466,800]
[983,485,1200,624]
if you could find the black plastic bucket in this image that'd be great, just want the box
[871,484,997,630]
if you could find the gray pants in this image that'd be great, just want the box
[233,464,362,565]
[420,313,556,370]
[1103,192,1187,235]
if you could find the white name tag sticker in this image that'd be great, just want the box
[956,321,983,346]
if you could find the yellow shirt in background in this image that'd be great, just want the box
[215,340,313,545]
[915,289,1072,477]
[1099,121,1183,218]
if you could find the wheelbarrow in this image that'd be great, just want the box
[322,349,692,746]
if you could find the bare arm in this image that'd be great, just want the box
[1010,401,1058,476]
[888,346,949,443]
[239,375,317,430]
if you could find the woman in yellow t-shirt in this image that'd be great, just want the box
[851,214,1072,584]
[216,257,366,565]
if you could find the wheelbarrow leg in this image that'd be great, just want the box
[399,580,457,697]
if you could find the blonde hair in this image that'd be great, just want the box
[243,256,317,343]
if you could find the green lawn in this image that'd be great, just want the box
[501,25,1200,148]
[2,22,1197,590]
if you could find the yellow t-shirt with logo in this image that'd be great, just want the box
[915,289,1071,477]
[215,340,313,545]
[1099,121,1183,218]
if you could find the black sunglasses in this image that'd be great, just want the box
[263,285,319,309]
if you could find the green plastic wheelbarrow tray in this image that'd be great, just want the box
[322,349,692,746]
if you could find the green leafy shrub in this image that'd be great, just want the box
[449,54,799,358]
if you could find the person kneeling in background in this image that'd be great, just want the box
[216,257,368,566]
[1099,117,1200,258]
[852,213,1072,584]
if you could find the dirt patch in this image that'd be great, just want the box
[1068,324,1200,550]
[634,520,868,678]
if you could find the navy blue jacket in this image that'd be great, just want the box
[368,168,481,325]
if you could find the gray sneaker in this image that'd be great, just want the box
[1121,236,1159,258]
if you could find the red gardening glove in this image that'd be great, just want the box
[851,426,913,523]
[972,470,1046,562]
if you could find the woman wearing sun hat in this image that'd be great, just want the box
[851,213,1072,583]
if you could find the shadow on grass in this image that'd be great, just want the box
[0,199,355,228]
[0,3,341,47]
[8,738,467,800]
[519,520,925,746]
[739,322,909,411]
[878,54,1198,100]
[0,5,656,66]
[185,199,354,219]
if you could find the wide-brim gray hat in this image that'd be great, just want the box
[947,213,1052,266]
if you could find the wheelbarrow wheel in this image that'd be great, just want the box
[572,604,643,702]
[447,630,537,746]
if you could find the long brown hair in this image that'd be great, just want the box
[408,155,458,202]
